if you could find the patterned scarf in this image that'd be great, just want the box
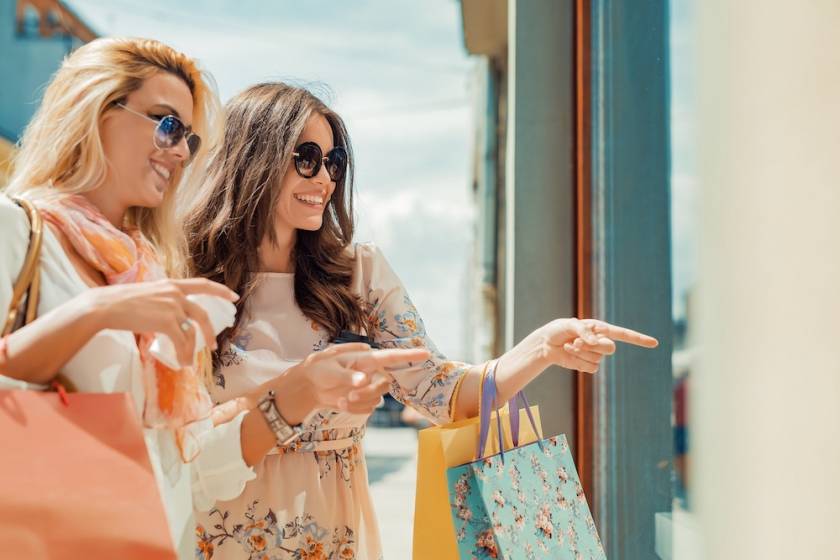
[38,194,211,457]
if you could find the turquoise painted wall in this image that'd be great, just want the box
[0,0,86,141]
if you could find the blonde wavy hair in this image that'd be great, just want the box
[5,37,221,274]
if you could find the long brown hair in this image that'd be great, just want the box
[183,82,371,366]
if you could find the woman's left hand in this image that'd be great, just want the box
[536,318,659,373]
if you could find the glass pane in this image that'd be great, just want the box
[666,0,700,557]
[670,0,696,510]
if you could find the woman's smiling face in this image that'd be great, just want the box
[272,113,338,235]
[98,71,194,210]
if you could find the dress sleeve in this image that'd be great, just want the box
[0,195,48,390]
[358,243,470,425]
[187,410,257,512]
[0,195,30,328]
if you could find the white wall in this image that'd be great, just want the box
[695,2,840,557]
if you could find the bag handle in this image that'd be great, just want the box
[508,389,542,447]
[476,362,505,461]
[3,197,43,336]
[476,361,544,462]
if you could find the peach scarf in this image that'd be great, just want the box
[38,195,211,452]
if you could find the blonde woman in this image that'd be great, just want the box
[0,39,425,558]
[185,82,659,560]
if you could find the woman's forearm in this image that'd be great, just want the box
[228,346,432,467]
[222,365,315,468]
[0,295,104,384]
[239,408,281,467]
[453,327,550,420]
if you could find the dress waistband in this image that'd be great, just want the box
[266,425,366,455]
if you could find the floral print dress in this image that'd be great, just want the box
[194,243,469,560]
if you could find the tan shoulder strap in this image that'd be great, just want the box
[2,198,43,336]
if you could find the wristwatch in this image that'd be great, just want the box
[257,390,303,447]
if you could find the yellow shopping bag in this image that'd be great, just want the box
[412,404,542,559]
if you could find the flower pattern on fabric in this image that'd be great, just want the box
[216,331,252,389]
[198,244,468,560]
[369,291,469,424]
[272,425,365,485]
[196,501,358,560]
[308,321,330,352]
[446,435,606,560]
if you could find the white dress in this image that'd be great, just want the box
[0,195,257,559]
[194,243,470,560]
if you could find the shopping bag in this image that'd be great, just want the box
[0,390,177,559]
[413,381,542,559]
[0,197,177,559]
[446,369,606,559]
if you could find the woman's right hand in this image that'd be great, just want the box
[280,343,430,420]
[230,343,430,467]
[81,278,239,367]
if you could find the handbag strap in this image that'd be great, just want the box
[508,390,543,447]
[476,361,505,461]
[477,361,544,461]
[3,197,44,336]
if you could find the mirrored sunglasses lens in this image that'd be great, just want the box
[154,116,184,148]
[186,134,201,158]
[326,148,347,180]
[295,144,321,177]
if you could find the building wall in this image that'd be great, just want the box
[0,0,86,142]
[462,2,673,557]
[0,136,14,186]
[463,0,578,439]
[503,0,577,439]
[694,1,840,557]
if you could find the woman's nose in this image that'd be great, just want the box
[169,135,191,164]
[313,159,332,184]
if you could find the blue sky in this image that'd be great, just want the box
[66,0,476,357]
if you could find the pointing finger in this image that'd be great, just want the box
[588,321,659,348]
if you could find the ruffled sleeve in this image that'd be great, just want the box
[187,411,257,511]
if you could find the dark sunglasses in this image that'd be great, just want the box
[117,103,202,166]
[292,142,348,182]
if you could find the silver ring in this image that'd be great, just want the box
[180,320,191,332]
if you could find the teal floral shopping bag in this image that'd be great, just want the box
[446,365,607,559]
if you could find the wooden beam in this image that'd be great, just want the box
[574,0,595,511]
[16,0,97,42]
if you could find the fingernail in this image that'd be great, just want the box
[351,372,366,386]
